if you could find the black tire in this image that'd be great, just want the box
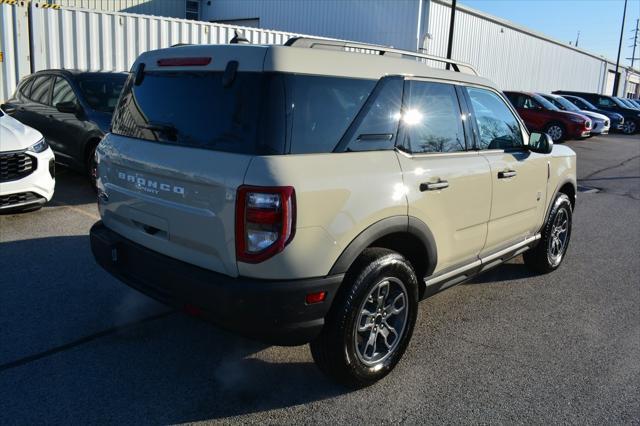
[524,193,572,273]
[86,143,98,191]
[545,122,566,142]
[622,119,637,135]
[310,248,419,388]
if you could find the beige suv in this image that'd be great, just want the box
[90,38,576,387]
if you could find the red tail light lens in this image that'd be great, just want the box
[236,186,296,263]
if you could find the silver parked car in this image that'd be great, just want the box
[540,93,610,135]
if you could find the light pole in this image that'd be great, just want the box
[445,0,457,70]
[612,0,628,96]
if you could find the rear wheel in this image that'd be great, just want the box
[545,122,566,142]
[524,193,572,273]
[310,248,418,388]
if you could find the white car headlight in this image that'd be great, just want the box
[27,138,48,153]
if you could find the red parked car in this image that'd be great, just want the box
[504,91,592,142]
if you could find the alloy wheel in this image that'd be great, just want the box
[548,207,569,266]
[623,121,637,134]
[354,277,409,367]
[547,125,563,141]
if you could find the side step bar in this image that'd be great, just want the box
[424,234,540,292]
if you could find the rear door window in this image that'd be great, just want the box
[29,76,53,105]
[400,80,467,154]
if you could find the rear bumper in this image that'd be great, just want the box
[90,221,343,346]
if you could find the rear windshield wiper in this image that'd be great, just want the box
[141,122,178,141]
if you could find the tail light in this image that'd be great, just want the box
[236,186,296,263]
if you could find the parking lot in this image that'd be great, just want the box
[0,133,638,423]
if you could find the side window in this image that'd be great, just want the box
[19,77,34,97]
[401,81,466,154]
[29,76,53,104]
[339,77,403,152]
[522,96,540,109]
[52,77,77,106]
[288,75,375,154]
[571,98,584,109]
[466,87,524,150]
[597,97,614,107]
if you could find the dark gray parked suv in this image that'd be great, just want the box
[2,70,127,187]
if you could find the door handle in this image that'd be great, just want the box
[498,170,517,179]
[420,180,449,191]
[47,115,55,119]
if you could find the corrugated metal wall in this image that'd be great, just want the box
[0,1,303,102]
[201,0,428,51]
[426,0,609,93]
[42,0,188,18]
[0,2,31,104]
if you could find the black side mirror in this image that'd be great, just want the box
[56,101,80,114]
[528,132,553,154]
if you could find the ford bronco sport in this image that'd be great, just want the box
[90,38,577,387]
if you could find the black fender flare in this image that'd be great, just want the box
[328,215,437,277]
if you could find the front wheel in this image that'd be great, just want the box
[545,122,566,142]
[524,193,572,273]
[310,248,418,388]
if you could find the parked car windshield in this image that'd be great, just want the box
[531,94,559,111]
[566,96,597,110]
[545,95,581,112]
[610,97,628,108]
[77,74,127,113]
[615,97,638,109]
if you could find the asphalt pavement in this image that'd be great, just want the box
[0,133,638,424]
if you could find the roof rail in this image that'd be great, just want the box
[284,37,478,76]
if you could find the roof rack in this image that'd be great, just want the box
[284,37,478,76]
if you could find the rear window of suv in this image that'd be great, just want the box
[111,71,376,155]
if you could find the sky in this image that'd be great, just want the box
[459,0,640,67]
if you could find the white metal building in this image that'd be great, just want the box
[201,0,639,98]
[43,0,201,20]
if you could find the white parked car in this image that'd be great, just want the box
[0,108,55,213]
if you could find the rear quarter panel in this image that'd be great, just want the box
[240,151,406,279]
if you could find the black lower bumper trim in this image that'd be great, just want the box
[0,192,46,213]
[90,221,343,346]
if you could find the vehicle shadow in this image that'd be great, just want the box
[465,259,537,285]
[49,166,97,207]
[0,235,347,423]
